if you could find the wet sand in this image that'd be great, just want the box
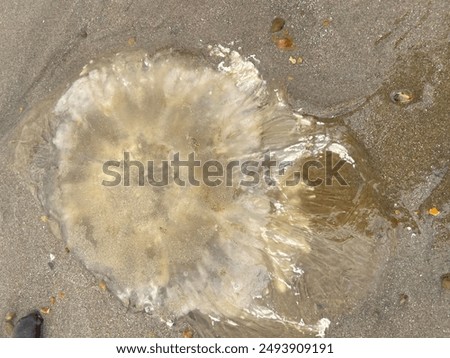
[1,0,449,337]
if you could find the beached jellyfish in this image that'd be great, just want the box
[11,47,389,337]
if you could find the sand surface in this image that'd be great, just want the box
[0,0,449,337]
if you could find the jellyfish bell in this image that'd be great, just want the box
[10,47,390,337]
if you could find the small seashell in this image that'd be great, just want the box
[390,90,413,104]
[441,273,450,290]
[271,17,285,33]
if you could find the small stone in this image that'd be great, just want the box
[40,307,50,315]
[390,90,413,104]
[441,273,450,290]
[399,293,408,305]
[297,56,303,64]
[5,311,16,321]
[12,311,44,338]
[40,215,48,223]
[57,291,65,299]
[428,207,440,216]
[182,328,194,338]
[48,253,56,270]
[50,296,56,305]
[271,17,285,33]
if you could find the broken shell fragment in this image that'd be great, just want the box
[40,307,50,315]
[428,207,440,216]
[99,280,107,292]
[275,36,294,50]
[182,328,194,338]
[5,311,16,322]
[322,18,332,27]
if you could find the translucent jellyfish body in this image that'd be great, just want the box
[12,48,389,337]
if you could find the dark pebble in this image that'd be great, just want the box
[12,311,44,338]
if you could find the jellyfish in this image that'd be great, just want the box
[10,47,390,337]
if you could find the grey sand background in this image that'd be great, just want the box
[0,0,449,337]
